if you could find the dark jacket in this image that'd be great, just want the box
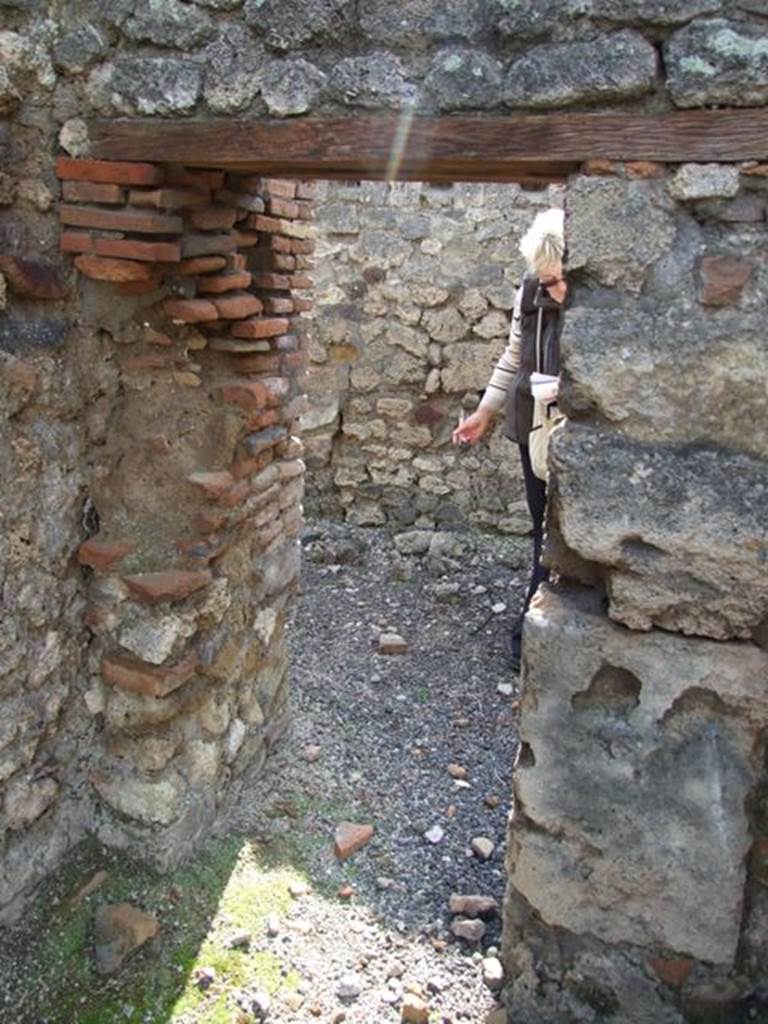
[502,275,567,445]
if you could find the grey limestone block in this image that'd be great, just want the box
[122,0,216,50]
[503,30,658,109]
[665,18,768,108]
[566,176,676,293]
[89,58,203,116]
[244,0,355,52]
[424,48,503,111]
[509,584,768,965]
[329,53,417,110]
[548,422,768,640]
[559,304,768,459]
[359,0,488,48]
[260,58,327,116]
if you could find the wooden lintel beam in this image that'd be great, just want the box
[88,110,768,182]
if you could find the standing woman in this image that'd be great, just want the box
[452,208,568,672]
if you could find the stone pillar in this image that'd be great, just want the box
[57,159,312,869]
[502,162,768,1022]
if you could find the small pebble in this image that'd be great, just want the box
[497,683,514,697]
[471,837,495,860]
[337,973,363,1000]
[491,602,506,614]
[424,825,445,844]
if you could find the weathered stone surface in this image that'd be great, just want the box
[441,342,494,392]
[244,0,354,50]
[329,53,416,110]
[667,162,740,201]
[0,314,70,353]
[91,771,184,825]
[260,59,326,116]
[122,571,212,604]
[93,903,159,975]
[89,59,203,116]
[4,776,58,830]
[560,305,767,457]
[53,23,109,75]
[451,917,486,941]
[123,0,215,48]
[202,25,264,113]
[589,0,722,23]
[549,423,768,639]
[424,49,503,111]
[509,585,768,964]
[449,893,498,918]
[665,18,768,108]
[567,176,676,292]
[491,0,565,40]
[504,31,657,109]
[359,0,486,47]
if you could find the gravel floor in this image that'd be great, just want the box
[225,519,530,1023]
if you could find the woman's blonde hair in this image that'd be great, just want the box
[519,208,565,277]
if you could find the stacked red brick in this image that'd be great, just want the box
[56,161,313,829]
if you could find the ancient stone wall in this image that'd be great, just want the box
[305,179,563,533]
[1,4,767,1021]
[504,159,768,1022]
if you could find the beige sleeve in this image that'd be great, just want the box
[478,284,523,414]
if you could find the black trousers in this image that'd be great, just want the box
[511,442,549,649]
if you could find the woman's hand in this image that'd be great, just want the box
[452,407,493,447]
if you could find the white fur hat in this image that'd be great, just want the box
[519,208,565,275]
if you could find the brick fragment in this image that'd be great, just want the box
[129,187,208,210]
[120,353,173,372]
[144,327,174,347]
[334,822,374,861]
[56,157,162,187]
[197,271,253,294]
[75,254,153,282]
[181,233,237,258]
[222,479,250,507]
[290,273,313,289]
[625,160,667,180]
[294,297,313,312]
[232,449,273,479]
[648,959,694,988]
[289,238,315,255]
[294,255,314,270]
[263,296,294,314]
[700,256,753,307]
[60,204,183,235]
[251,272,290,290]
[0,256,69,299]
[217,380,268,410]
[741,163,768,176]
[248,409,280,430]
[187,470,236,498]
[231,317,289,339]
[212,291,263,319]
[269,234,291,253]
[93,237,181,263]
[190,206,238,231]
[62,181,124,204]
[269,197,299,219]
[264,178,297,199]
[116,276,164,296]
[122,570,212,604]
[234,230,260,248]
[101,651,198,698]
[164,297,219,323]
[60,231,94,254]
[250,214,284,234]
[582,158,619,176]
[177,255,227,276]
[77,537,135,571]
[295,200,314,221]
[272,254,296,271]
[229,253,247,271]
